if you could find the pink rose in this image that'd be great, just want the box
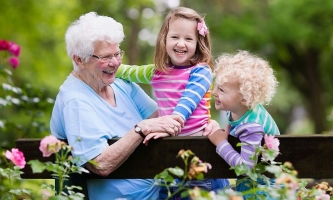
[264,135,280,151]
[0,40,10,51]
[8,41,21,57]
[39,135,62,157]
[5,148,26,168]
[8,57,19,69]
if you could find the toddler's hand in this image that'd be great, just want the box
[203,119,221,136]
[143,132,170,146]
[207,124,230,146]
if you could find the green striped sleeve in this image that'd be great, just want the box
[116,64,155,84]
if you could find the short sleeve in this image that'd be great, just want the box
[63,98,111,166]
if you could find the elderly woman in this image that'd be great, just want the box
[50,12,183,199]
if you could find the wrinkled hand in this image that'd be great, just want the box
[139,115,184,146]
[138,115,184,137]
[207,124,230,146]
[203,119,221,136]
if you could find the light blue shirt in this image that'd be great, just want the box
[50,74,159,200]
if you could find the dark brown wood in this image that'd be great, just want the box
[15,135,333,179]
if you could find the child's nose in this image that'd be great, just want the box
[176,40,185,47]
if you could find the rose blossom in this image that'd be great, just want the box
[264,135,280,151]
[8,57,19,69]
[0,40,10,51]
[39,135,62,157]
[8,41,21,57]
[5,148,26,168]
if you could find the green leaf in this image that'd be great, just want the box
[266,165,282,175]
[154,169,170,179]
[63,161,71,168]
[163,174,176,183]
[0,193,13,200]
[49,196,69,200]
[46,162,62,173]
[167,167,184,177]
[231,164,251,176]
[196,173,204,180]
[9,189,23,195]
[22,188,32,195]
[41,183,55,190]
[66,185,82,191]
[28,159,46,173]
[247,172,259,181]
[68,194,85,200]
[254,163,266,173]
[260,175,271,186]
[180,190,189,198]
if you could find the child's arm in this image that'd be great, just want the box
[116,64,155,84]
[172,64,212,122]
[212,123,264,168]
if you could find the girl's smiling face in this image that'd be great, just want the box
[166,17,198,66]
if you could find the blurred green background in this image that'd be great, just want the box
[1,0,333,147]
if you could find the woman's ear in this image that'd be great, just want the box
[73,55,85,68]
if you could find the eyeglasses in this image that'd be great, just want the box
[91,50,125,63]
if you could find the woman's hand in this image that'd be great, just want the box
[139,115,184,145]
[207,124,230,146]
[138,115,184,137]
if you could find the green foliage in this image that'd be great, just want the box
[182,0,333,134]
[154,149,212,200]
[0,42,54,149]
[156,138,333,199]
[0,140,87,199]
[28,141,87,199]
[0,153,37,199]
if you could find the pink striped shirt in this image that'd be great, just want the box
[151,64,212,136]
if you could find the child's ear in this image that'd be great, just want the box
[240,98,247,106]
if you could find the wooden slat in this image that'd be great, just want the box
[15,135,333,179]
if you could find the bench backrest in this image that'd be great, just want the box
[15,135,333,179]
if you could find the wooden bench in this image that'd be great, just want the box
[15,135,333,198]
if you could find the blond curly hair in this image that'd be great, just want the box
[214,50,278,109]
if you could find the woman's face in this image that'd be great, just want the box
[84,41,122,86]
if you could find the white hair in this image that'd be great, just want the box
[65,12,125,70]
